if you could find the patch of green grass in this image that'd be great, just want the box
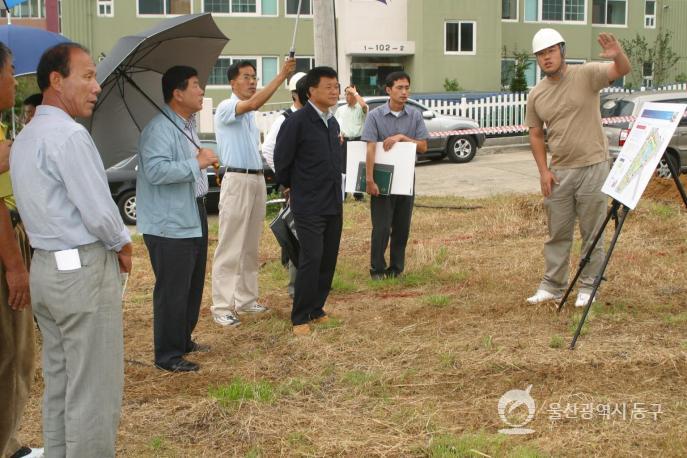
[278,377,307,397]
[435,246,449,264]
[681,341,687,350]
[664,311,687,326]
[482,335,496,351]
[428,432,506,457]
[285,431,315,455]
[314,316,342,330]
[209,378,275,406]
[569,311,591,336]
[439,352,458,369]
[244,446,263,458]
[427,433,547,458]
[651,202,678,220]
[340,370,389,397]
[331,272,357,293]
[148,436,165,452]
[549,335,565,349]
[425,294,451,308]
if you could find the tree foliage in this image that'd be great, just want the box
[509,49,531,93]
[620,31,679,88]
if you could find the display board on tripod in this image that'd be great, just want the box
[602,102,687,209]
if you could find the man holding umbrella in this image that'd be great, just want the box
[137,65,218,372]
[211,57,295,327]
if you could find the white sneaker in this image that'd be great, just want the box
[25,448,44,458]
[213,312,241,327]
[236,303,270,314]
[575,292,597,307]
[526,289,562,304]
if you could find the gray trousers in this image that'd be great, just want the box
[31,242,124,458]
[540,161,609,295]
[370,194,414,275]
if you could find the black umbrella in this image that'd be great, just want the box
[85,13,229,168]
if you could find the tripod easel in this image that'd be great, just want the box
[556,152,687,349]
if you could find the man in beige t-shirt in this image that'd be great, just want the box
[525,28,630,307]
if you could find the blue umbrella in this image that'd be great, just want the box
[0,24,70,76]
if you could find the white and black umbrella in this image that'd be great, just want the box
[85,13,229,168]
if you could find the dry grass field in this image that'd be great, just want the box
[18,178,687,457]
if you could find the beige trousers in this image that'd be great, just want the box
[540,161,609,295]
[211,172,266,316]
[0,223,34,458]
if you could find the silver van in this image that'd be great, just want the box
[602,90,687,177]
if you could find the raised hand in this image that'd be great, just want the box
[598,33,623,60]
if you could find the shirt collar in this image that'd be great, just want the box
[381,101,407,117]
[308,100,333,123]
[34,104,77,122]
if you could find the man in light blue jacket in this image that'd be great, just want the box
[137,66,218,372]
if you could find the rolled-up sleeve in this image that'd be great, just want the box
[56,130,131,251]
[361,112,380,143]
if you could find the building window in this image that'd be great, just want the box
[208,56,277,87]
[97,0,114,17]
[645,0,655,28]
[643,62,653,88]
[444,21,476,55]
[138,0,191,15]
[502,0,518,20]
[286,0,311,16]
[592,0,626,25]
[295,56,314,73]
[203,0,276,14]
[525,0,584,22]
[1,0,43,18]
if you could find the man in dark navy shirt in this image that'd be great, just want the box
[274,66,343,336]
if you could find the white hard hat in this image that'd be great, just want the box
[532,28,565,54]
[288,72,307,91]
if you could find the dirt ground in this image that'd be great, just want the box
[17,177,687,457]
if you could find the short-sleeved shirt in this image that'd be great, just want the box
[214,94,262,170]
[525,62,611,169]
[335,103,366,138]
[0,127,15,209]
[361,102,429,143]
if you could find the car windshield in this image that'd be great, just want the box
[600,99,634,118]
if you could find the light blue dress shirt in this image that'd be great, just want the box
[214,94,263,170]
[10,105,131,252]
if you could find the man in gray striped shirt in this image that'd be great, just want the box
[10,43,132,457]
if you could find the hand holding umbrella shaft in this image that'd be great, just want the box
[197,147,218,169]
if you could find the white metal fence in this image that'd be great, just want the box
[415,83,687,131]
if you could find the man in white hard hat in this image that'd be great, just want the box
[525,29,630,307]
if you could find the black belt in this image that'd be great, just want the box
[196,196,207,205]
[226,167,263,175]
[344,136,361,141]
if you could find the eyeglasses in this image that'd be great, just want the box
[239,75,259,82]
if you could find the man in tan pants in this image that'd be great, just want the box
[525,28,630,307]
[211,58,295,327]
[0,42,42,458]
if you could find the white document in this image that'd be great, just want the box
[602,102,687,209]
[54,249,81,271]
[344,141,416,196]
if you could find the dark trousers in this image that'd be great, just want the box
[292,213,343,325]
[143,199,208,366]
[370,194,414,275]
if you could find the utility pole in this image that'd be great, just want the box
[312,0,337,69]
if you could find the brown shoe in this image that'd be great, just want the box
[312,315,330,324]
[292,324,311,336]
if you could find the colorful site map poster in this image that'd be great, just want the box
[602,102,686,209]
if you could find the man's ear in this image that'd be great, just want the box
[385,86,391,96]
[49,71,63,92]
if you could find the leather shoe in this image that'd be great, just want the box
[292,324,311,336]
[186,341,210,353]
[312,315,330,324]
[155,358,199,372]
